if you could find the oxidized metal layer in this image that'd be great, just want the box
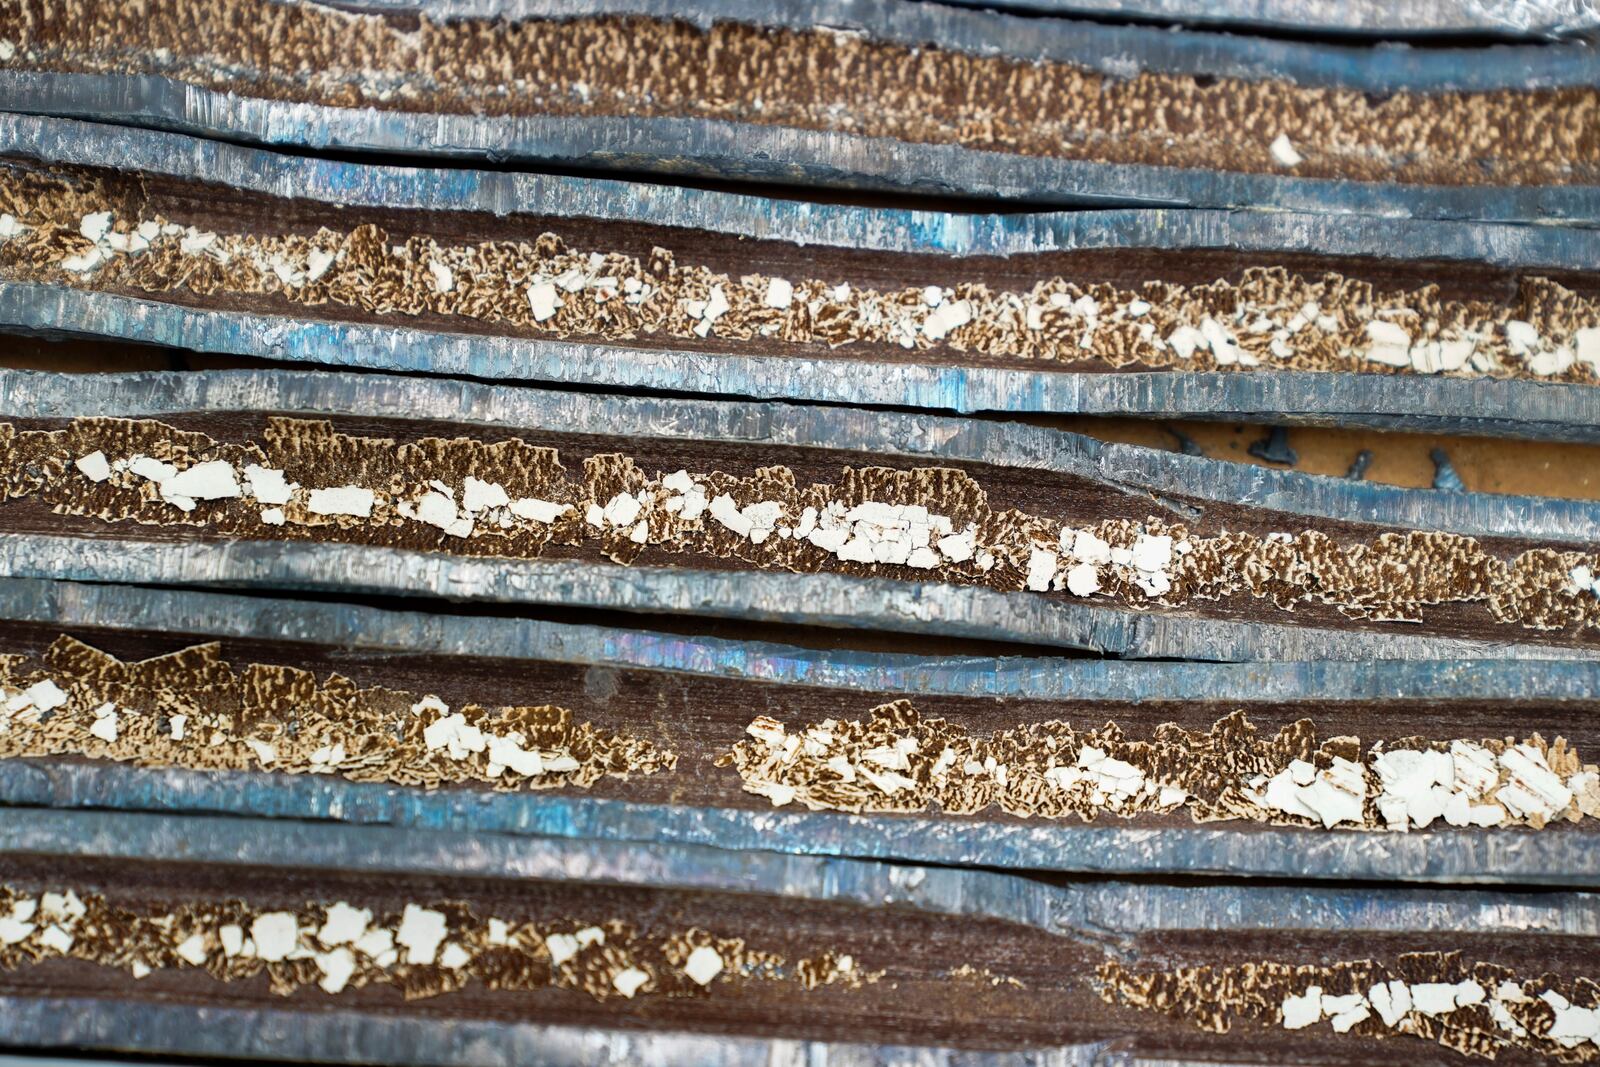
[3,370,1600,660]
[1,577,1597,884]
[922,0,1600,37]
[0,1,1597,221]
[5,117,1600,436]
[0,808,1595,1065]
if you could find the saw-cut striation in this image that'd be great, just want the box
[3,579,1600,883]
[3,369,1600,660]
[7,117,1600,435]
[1,0,1598,223]
[1,809,1599,1065]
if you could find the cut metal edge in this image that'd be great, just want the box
[3,807,1597,935]
[10,575,1600,701]
[4,366,1599,544]
[8,759,1600,888]
[0,996,1103,1067]
[139,0,1600,91]
[0,534,1590,662]
[914,0,1600,37]
[3,74,1595,223]
[15,113,1600,266]
[8,283,1600,440]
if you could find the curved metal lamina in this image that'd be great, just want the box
[0,369,1598,660]
[0,1,1597,221]
[4,117,1600,435]
[0,809,1595,1065]
[0,577,1597,883]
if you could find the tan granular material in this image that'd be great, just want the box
[0,634,674,791]
[716,703,1600,830]
[4,165,1598,384]
[5,416,1600,638]
[0,884,784,1003]
[1099,953,1600,1063]
[2,1,1596,186]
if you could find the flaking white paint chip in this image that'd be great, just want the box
[74,451,111,482]
[307,486,375,518]
[612,966,650,998]
[684,945,724,986]
[396,904,448,965]
[251,912,300,962]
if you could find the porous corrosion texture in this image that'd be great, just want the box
[0,635,674,790]
[719,703,1600,831]
[4,166,1599,383]
[0,882,878,1004]
[6,416,1600,637]
[1099,953,1600,1062]
[9,634,1597,836]
[1,1,1596,187]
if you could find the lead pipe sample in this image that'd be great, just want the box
[0,1,1597,221]
[1,577,1597,883]
[5,117,1600,437]
[0,808,1597,1065]
[2,368,1599,661]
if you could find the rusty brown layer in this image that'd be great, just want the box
[3,415,1600,648]
[3,626,1599,838]
[2,2,1596,187]
[0,634,674,790]
[4,162,1598,383]
[1100,953,1600,1063]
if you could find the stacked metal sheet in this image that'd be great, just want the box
[0,2,1596,1064]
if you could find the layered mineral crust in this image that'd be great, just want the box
[1100,953,1600,1061]
[0,882,878,1002]
[0,1,1596,188]
[4,632,1598,837]
[4,164,1600,384]
[720,703,1600,831]
[3,415,1600,639]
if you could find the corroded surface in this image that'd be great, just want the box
[721,704,1600,830]
[1,9,1596,219]
[6,117,1600,434]
[6,414,1600,646]
[2,0,1595,189]
[0,635,672,790]
[1101,954,1600,1061]
[3,579,1600,883]
[7,162,1600,385]
[0,809,1598,1065]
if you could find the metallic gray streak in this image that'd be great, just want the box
[12,576,1600,703]
[1,71,1594,223]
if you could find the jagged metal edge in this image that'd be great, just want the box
[4,366,1598,544]
[12,576,1600,701]
[3,579,1598,881]
[919,0,1600,37]
[11,532,1587,662]
[5,808,1597,939]
[244,0,1600,91]
[10,285,1600,439]
[8,758,1600,884]
[0,998,1109,1067]
[2,72,1595,224]
[0,812,1594,1064]
[0,369,1596,658]
[16,114,1600,266]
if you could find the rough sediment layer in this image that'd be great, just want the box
[5,163,1600,383]
[4,415,1600,643]
[1100,953,1600,1061]
[1,1,1595,187]
[3,631,1599,837]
